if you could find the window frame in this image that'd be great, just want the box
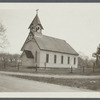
[46,54,49,63]
[61,56,63,64]
[74,57,76,65]
[54,55,56,63]
[68,56,70,64]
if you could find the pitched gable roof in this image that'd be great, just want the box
[34,35,78,55]
[28,14,44,29]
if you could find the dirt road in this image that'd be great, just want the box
[0,71,100,79]
[0,72,94,92]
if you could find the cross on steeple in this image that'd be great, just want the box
[36,9,39,15]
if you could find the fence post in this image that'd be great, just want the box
[44,62,46,69]
[18,63,19,71]
[70,66,73,73]
[3,58,6,69]
[35,64,37,72]
[83,66,85,73]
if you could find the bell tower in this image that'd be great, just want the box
[28,9,44,35]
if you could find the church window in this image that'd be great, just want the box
[61,56,63,64]
[68,57,70,64]
[74,57,76,65]
[46,54,49,63]
[54,55,56,63]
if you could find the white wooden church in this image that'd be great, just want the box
[21,10,79,68]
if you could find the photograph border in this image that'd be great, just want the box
[0,1,100,98]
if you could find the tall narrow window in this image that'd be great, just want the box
[46,54,49,63]
[74,57,76,65]
[54,55,56,63]
[68,57,70,64]
[35,51,37,63]
[61,56,63,64]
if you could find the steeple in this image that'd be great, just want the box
[29,9,44,34]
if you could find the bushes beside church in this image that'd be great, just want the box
[0,53,21,68]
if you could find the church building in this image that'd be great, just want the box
[21,10,79,68]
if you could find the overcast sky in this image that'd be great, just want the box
[0,3,100,58]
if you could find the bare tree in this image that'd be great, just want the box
[0,23,9,69]
[0,23,9,49]
[92,44,100,67]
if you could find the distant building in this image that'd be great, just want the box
[21,11,79,68]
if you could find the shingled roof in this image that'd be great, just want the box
[34,35,78,55]
[22,12,78,56]
[28,14,44,29]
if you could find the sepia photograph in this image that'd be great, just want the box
[0,3,100,95]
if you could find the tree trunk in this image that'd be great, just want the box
[96,55,98,67]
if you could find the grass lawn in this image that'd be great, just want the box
[1,65,100,91]
[9,74,100,91]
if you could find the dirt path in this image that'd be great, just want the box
[0,71,100,79]
[0,73,94,92]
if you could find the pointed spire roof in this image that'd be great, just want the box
[28,12,44,29]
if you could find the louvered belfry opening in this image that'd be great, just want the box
[24,50,34,58]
